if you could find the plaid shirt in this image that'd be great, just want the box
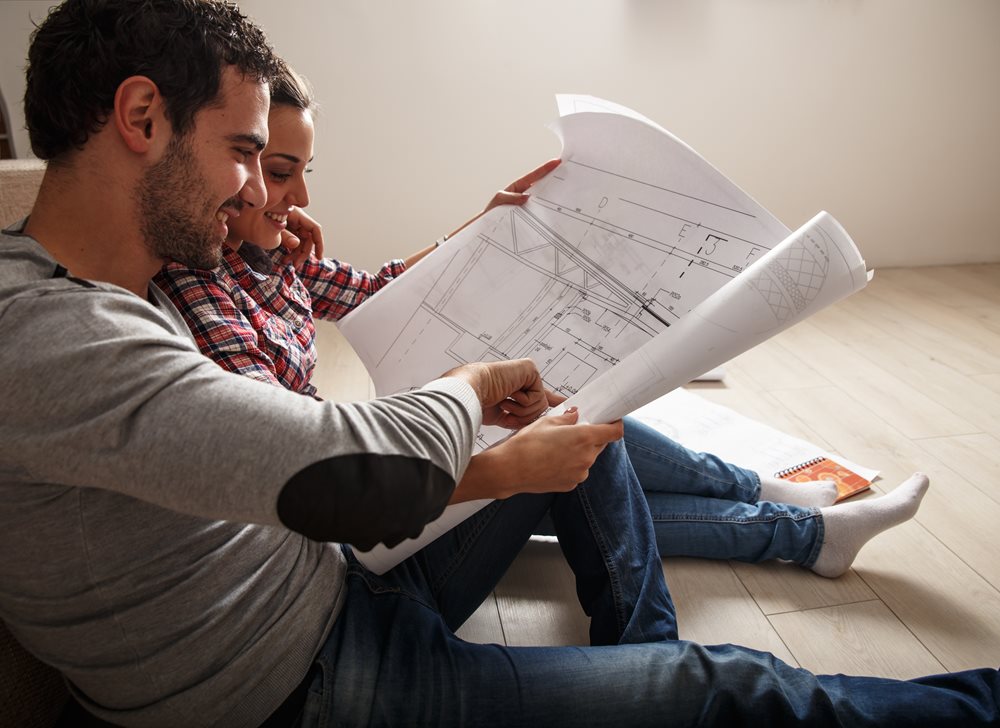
[154,245,405,397]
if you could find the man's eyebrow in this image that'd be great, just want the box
[228,133,267,150]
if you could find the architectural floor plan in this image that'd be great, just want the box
[341,97,797,427]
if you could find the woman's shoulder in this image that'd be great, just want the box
[155,247,253,291]
[153,256,247,317]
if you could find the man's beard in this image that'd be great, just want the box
[138,135,231,269]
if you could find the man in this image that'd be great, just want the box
[1,1,998,726]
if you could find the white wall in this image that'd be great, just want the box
[3,1,998,268]
[0,1,54,160]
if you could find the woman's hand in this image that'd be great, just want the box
[283,207,326,270]
[480,158,561,215]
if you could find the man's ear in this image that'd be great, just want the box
[113,76,169,154]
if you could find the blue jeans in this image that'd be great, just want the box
[296,435,1000,727]
[537,418,824,567]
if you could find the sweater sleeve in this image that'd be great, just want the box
[0,285,481,550]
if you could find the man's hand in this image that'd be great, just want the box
[444,359,551,429]
[452,408,625,503]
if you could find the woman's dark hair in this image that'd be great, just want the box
[24,0,281,161]
[271,60,316,113]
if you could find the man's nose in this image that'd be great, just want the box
[240,159,267,209]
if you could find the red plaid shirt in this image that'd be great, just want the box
[154,245,405,397]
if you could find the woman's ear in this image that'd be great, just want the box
[113,76,167,154]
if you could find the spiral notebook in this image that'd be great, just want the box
[775,456,872,502]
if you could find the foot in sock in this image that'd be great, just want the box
[810,472,930,578]
[758,476,839,508]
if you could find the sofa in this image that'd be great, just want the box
[1,159,115,727]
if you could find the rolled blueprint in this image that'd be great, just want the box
[557,211,870,424]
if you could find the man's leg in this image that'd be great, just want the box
[408,493,555,630]
[546,438,676,644]
[302,569,1000,727]
[412,438,676,645]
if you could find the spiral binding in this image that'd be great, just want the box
[774,456,825,479]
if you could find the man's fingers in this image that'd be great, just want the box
[500,398,546,418]
[545,390,567,406]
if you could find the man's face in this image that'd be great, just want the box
[139,67,269,268]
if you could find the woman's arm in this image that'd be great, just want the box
[402,158,562,269]
[290,158,563,319]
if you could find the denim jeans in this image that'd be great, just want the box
[296,432,1000,727]
[536,418,824,567]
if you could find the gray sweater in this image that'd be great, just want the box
[0,224,482,727]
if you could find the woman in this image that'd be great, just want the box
[154,63,928,579]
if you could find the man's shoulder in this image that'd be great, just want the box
[0,227,103,310]
[0,227,191,341]
[0,224,58,285]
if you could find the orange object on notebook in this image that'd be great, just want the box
[775,456,871,502]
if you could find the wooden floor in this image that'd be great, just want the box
[312,263,1000,678]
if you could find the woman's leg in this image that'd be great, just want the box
[624,417,838,507]
[620,417,932,570]
[623,417,761,502]
[525,416,823,566]
[644,491,823,565]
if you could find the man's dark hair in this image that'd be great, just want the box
[24,0,280,161]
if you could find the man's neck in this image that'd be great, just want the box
[24,161,162,297]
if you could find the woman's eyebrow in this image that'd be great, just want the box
[265,152,302,163]
[264,153,316,164]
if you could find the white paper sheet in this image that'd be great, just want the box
[631,389,878,483]
[337,96,872,574]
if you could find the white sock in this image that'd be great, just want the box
[811,473,930,578]
[758,476,839,508]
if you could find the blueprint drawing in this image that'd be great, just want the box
[340,97,795,433]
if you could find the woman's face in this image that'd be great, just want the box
[226,104,315,250]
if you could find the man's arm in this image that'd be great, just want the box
[0,287,483,550]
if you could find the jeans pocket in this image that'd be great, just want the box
[298,666,329,728]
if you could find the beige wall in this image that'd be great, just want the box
[0,1,54,161]
[3,1,998,268]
